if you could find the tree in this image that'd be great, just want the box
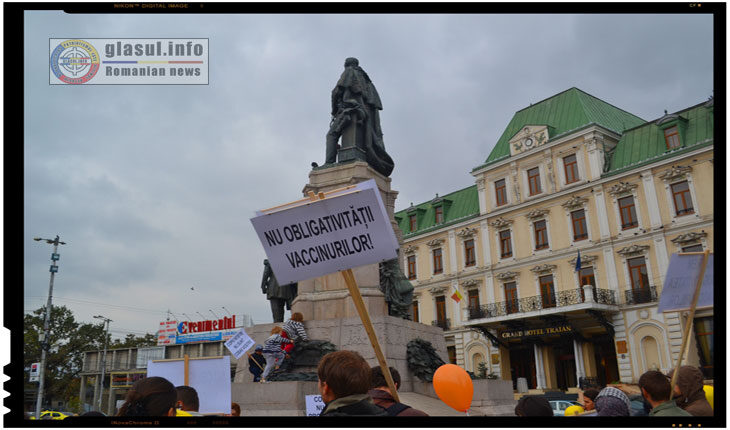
[24,305,107,406]
[110,333,157,349]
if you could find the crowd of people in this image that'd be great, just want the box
[50,346,711,418]
[514,365,713,418]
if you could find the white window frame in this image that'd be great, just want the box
[557,149,587,190]
[612,189,644,238]
[619,249,656,305]
[565,205,593,245]
[462,237,479,270]
[495,229,515,262]
[529,216,552,255]
[523,164,546,199]
[662,175,701,227]
[490,175,512,209]
[501,279,520,303]
[533,271,560,303]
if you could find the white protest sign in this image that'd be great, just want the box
[305,394,326,416]
[224,326,255,359]
[658,253,713,313]
[147,356,231,414]
[251,179,399,285]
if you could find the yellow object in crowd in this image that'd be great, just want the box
[564,405,585,416]
[703,385,713,410]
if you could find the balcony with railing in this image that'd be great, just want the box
[431,318,451,331]
[467,287,618,321]
[624,285,658,305]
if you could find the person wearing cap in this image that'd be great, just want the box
[594,386,631,416]
[248,345,267,382]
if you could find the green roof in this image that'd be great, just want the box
[395,185,479,237]
[605,100,714,175]
[476,87,646,169]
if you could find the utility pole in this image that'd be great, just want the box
[33,235,66,420]
[93,315,112,413]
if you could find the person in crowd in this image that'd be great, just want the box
[175,385,204,416]
[317,350,388,416]
[248,345,266,382]
[579,387,600,415]
[639,370,691,417]
[230,402,241,417]
[367,366,428,416]
[594,386,631,416]
[666,365,713,416]
[514,395,553,416]
[281,312,308,355]
[260,326,292,383]
[117,376,177,416]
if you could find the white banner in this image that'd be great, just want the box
[251,179,399,285]
[224,326,255,359]
[305,394,326,416]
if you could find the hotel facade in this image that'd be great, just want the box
[395,88,714,391]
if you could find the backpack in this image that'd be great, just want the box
[381,402,412,416]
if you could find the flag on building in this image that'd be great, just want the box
[575,250,582,272]
[451,288,463,302]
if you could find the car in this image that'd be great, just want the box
[30,410,76,420]
[548,400,582,416]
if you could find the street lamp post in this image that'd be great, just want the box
[33,235,66,420]
[93,315,112,413]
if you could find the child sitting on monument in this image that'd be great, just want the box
[281,312,308,354]
[260,326,292,383]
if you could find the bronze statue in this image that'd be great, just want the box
[324,57,394,177]
[378,258,414,320]
[261,259,297,322]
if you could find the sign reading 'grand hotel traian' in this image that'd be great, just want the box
[500,325,573,339]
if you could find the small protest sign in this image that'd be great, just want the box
[251,179,399,285]
[224,327,255,359]
[658,253,713,313]
[305,394,326,416]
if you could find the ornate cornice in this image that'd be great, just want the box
[525,208,550,220]
[461,279,481,289]
[607,181,638,197]
[530,264,557,274]
[495,271,518,281]
[670,231,707,245]
[561,195,589,210]
[490,217,513,229]
[658,165,693,182]
[617,244,650,256]
[403,245,419,255]
[568,254,598,266]
[429,286,448,295]
[426,238,445,248]
[456,227,478,238]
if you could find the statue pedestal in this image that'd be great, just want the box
[294,161,401,320]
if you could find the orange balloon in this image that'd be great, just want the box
[433,364,474,412]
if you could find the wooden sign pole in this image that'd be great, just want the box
[184,354,190,386]
[668,250,709,395]
[341,268,401,403]
[246,352,265,371]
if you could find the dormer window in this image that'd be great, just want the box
[435,206,444,224]
[664,126,681,150]
[409,214,418,232]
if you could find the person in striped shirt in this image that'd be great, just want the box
[260,326,292,383]
[281,312,308,354]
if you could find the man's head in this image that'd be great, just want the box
[175,385,200,412]
[344,57,359,68]
[370,366,400,393]
[254,345,263,354]
[514,395,553,417]
[582,387,600,411]
[639,370,672,406]
[317,350,371,403]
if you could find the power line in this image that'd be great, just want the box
[24,296,169,316]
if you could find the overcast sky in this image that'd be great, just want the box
[22,10,714,341]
